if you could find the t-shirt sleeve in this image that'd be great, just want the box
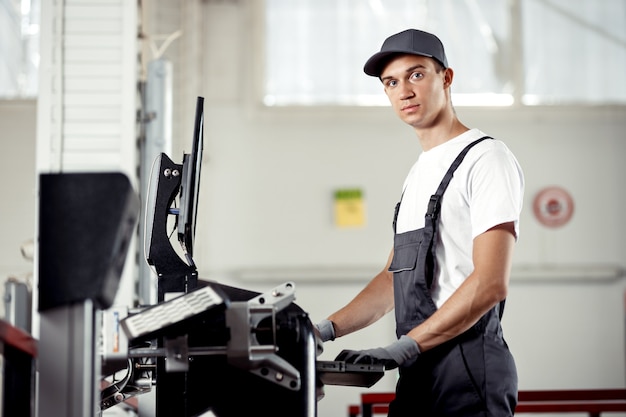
[469,146,524,240]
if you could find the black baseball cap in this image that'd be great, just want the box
[363,29,448,77]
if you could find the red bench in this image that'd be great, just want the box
[348,404,389,417]
[349,389,626,417]
[516,390,626,416]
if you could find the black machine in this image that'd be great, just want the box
[101,97,383,417]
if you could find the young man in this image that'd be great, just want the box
[316,29,524,416]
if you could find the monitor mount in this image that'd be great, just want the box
[145,152,198,301]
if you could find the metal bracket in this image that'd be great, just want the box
[165,334,189,372]
[225,282,301,390]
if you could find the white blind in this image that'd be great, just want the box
[36,0,138,176]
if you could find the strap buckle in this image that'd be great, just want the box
[426,195,441,219]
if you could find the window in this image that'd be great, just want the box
[522,0,626,105]
[264,0,626,106]
[0,0,40,98]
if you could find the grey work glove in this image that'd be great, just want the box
[334,335,420,370]
[314,319,336,342]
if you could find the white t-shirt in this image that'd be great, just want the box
[395,129,524,308]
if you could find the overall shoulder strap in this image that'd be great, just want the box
[425,136,492,220]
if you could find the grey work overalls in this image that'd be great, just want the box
[387,137,518,417]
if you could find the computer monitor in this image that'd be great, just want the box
[177,96,204,267]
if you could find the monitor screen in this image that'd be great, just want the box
[177,96,204,267]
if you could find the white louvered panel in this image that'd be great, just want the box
[69,0,121,4]
[64,19,124,35]
[57,0,137,175]
[61,151,124,172]
[64,4,123,19]
[65,35,121,48]
[63,139,123,154]
[64,48,123,63]
[64,93,121,106]
[64,77,122,93]
[64,137,122,151]
[63,63,121,77]
[64,106,122,122]
[63,122,121,137]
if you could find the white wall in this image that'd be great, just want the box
[0,100,36,320]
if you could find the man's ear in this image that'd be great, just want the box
[443,67,454,88]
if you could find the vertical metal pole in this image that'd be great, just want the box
[139,58,173,308]
[37,300,99,417]
[4,280,31,333]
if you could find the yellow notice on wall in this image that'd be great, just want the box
[334,188,366,228]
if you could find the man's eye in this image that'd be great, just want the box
[387,80,397,87]
[411,72,423,80]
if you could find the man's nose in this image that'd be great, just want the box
[398,81,415,99]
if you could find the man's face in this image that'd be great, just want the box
[379,54,449,129]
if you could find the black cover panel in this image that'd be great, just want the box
[38,173,139,311]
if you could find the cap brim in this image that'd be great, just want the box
[364,50,439,77]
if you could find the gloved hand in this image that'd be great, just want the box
[334,335,420,370]
[314,319,336,342]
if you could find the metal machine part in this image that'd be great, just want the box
[38,300,100,417]
[104,282,303,411]
[100,358,153,411]
[225,281,301,391]
[101,306,129,376]
[120,285,225,341]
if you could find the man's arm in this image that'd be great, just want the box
[326,249,396,338]
[407,222,516,352]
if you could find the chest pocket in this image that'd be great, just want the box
[388,235,420,273]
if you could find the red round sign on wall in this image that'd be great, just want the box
[532,186,574,228]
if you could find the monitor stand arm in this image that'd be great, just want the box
[145,152,198,300]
